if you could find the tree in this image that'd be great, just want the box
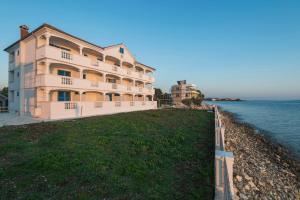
[154,88,163,101]
[1,87,8,97]
[182,90,205,107]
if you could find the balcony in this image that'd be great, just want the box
[37,101,157,120]
[35,74,154,95]
[36,45,155,82]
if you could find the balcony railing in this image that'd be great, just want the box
[127,85,132,91]
[37,46,154,83]
[61,76,72,85]
[61,51,72,60]
[130,101,135,106]
[64,102,77,109]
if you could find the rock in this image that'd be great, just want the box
[244,185,250,190]
[248,181,256,188]
[236,175,242,182]
[244,173,252,181]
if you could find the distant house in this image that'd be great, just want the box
[171,80,200,106]
[0,93,8,109]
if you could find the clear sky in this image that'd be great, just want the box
[0,0,299,100]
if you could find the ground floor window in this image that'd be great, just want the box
[58,91,70,101]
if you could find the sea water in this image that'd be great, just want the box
[206,100,300,157]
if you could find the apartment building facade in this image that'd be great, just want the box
[171,80,200,106]
[5,24,156,120]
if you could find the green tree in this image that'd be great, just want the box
[1,87,8,97]
[154,88,163,101]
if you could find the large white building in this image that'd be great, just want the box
[4,24,156,120]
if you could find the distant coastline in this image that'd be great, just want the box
[205,97,242,101]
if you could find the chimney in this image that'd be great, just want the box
[19,25,29,39]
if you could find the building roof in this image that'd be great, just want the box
[4,23,156,71]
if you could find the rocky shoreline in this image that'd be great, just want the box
[221,111,300,200]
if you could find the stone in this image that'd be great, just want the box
[236,175,242,182]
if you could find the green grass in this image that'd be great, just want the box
[0,109,214,200]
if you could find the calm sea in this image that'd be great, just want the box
[206,100,300,157]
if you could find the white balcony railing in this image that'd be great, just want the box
[64,102,77,109]
[37,101,157,119]
[36,46,154,83]
[61,51,72,60]
[36,74,154,96]
[61,76,72,85]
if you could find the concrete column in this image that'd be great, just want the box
[79,46,83,55]
[45,35,50,46]
[45,61,50,74]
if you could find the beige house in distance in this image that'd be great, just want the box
[4,24,156,120]
[171,80,200,106]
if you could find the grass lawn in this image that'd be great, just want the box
[0,109,214,200]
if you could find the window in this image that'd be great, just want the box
[119,47,124,54]
[176,94,180,97]
[107,78,116,83]
[58,91,71,101]
[17,72,19,77]
[84,54,88,57]
[17,92,19,97]
[57,70,71,77]
[17,50,19,56]
[83,73,86,79]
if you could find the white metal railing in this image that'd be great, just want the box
[64,102,77,109]
[127,69,132,75]
[214,106,235,200]
[61,76,73,85]
[61,51,72,60]
[139,87,143,92]
[127,85,132,91]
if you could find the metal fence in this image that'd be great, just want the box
[214,106,235,200]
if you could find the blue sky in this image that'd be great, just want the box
[0,0,300,100]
